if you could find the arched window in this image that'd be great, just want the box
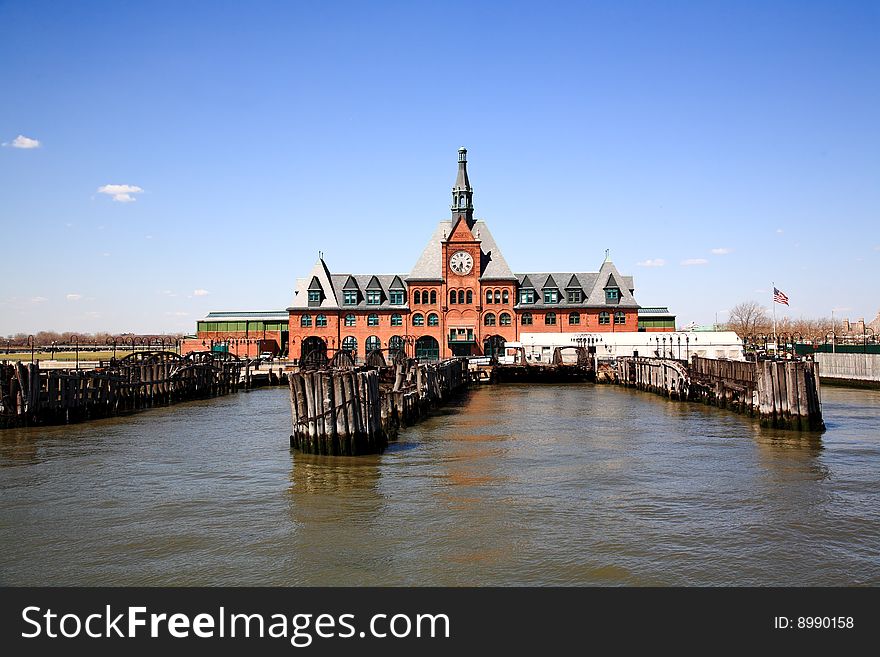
[545,312,557,325]
[427,313,439,326]
[342,336,357,352]
[344,313,356,327]
[569,312,580,326]
[458,290,465,304]
[500,312,511,326]
[521,313,533,326]
[466,290,473,304]
[484,313,496,326]
[486,290,493,304]
[414,290,421,304]
[367,314,379,326]
[599,312,610,325]
[316,314,327,327]
[415,335,440,361]
[449,290,457,305]
[388,335,405,358]
[614,311,626,325]
[391,313,402,326]
[300,314,312,327]
[430,290,436,304]
[413,313,425,327]
[365,336,381,352]
[502,290,509,304]
[494,290,500,304]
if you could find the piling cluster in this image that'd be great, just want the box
[288,358,469,455]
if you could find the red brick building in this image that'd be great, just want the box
[287,148,666,363]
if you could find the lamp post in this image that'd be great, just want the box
[72,334,80,370]
[865,327,875,355]
[107,337,118,360]
[27,335,35,364]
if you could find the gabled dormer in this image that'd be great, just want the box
[307,276,325,307]
[565,274,584,304]
[365,275,385,306]
[342,275,361,306]
[388,276,406,306]
[541,274,560,304]
[604,273,621,305]
[518,275,536,304]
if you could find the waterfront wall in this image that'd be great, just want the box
[614,356,824,431]
[289,358,469,455]
[815,353,880,387]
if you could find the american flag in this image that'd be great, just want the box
[773,287,789,306]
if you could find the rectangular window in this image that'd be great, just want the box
[389,290,404,305]
[367,290,381,305]
[308,290,321,303]
[543,289,559,304]
[344,290,358,305]
[605,288,620,303]
[519,289,535,304]
[568,290,582,303]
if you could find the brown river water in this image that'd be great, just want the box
[1,383,878,586]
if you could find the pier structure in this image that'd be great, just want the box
[613,356,824,431]
[0,351,243,428]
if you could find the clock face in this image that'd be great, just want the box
[449,250,474,275]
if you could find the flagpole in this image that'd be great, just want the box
[772,282,777,351]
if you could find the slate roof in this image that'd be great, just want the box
[513,261,640,310]
[329,273,410,310]
[407,219,517,281]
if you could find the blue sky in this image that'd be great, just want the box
[1,0,878,335]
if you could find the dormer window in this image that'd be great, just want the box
[308,290,321,306]
[605,287,620,304]
[568,290,583,303]
[543,289,559,304]
[343,290,358,305]
[389,290,404,305]
[366,290,381,305]
[519,289,535,304]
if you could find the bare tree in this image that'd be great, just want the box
[726,301,770,337]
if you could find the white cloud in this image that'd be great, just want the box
[3,134,41,149]
[775,228,784,234]
[66,293,82,301]
[636,258,666,267]
[710,248,732,255]
[165,311,189,317]
[193,289,210,297]
[874,245,880,252]
[29,296,48,304]
[681,258,708,266]
[102,252,110,257]
[97,183,144,203]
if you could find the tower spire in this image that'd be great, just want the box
[451,147,474,227]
